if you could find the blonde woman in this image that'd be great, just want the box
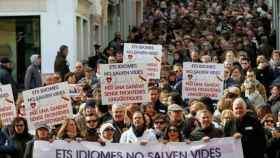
[57,118,84,141]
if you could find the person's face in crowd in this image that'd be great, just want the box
[271,86,280,97]
[14,120,25,134]
[245,84,255,94]
[115,52,123,63]
[233,101,246,119]
[272,52,280,61]
[199,112,212,128]
[36,57,42,65]
[231,68,241,80]
[174,53,180,61]
[85,71,93,80]
[45,75,54,85]
[66,120,77,137]
[53,74,62,83]
[86,116,98,129]
[113,108,125,122]
[174,66,183,78]
[224,61,233,71]
[126,103,139,119]
[225,51,235,61]
[149,89,159,103]
[169,110,183,122]
[160,92,169,105]
[63,48,69,57]
[223,69,230,80]
[133,112,145,129]
[167,126,179,142]
[221,113,233,126]
[85,106,96,116]
[154,118,166,132]
[246,72,255,81]
[75,63,83,73]
[67,75,76,84]
[191,51,199,61]
[212,56,219,63]
[240,60,250,70]
[144,103,156,117]
[103,127,114,140]
[168,73,176,82]
[37,128,49,140]
[264,116,275,129]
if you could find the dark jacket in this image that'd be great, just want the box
[10,133,33,158]
[54,52,70,80]
[97,112,112,128]
[0,65,17,99]
[190,124,224,141]
[84,128,99,142]
[112,121,130,143]
[24,64,42,90]
[0,130,16,158]
[224,112,266,158]
[23,139,34,158]
[267,96,280,118]
[154,100,167,114]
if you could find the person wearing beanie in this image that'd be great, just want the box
[99,123,115,143]
[24,54,42,90]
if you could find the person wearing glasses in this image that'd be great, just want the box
[153,114,168,140]
[162,126,184,143]
[10,117,33,158]
[99,123,115,143]
[84,114,99,142]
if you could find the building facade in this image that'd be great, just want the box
[0,0,143,86]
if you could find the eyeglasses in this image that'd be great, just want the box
[86,120,97,123]
[15,124,24,127]
[104,128,114,132]
[265,120,274,123]
[154,121,165,125]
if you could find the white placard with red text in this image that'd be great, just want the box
[123,43,162,79]
[182,62,224,100]
[100,63,149,105]
[23,82,73,129]
[0,84,16,126]
[69,84,83,97]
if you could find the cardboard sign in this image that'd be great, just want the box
[23,82,73,129]
[123,43,162,79]
[0,84,16,126]
[69,84,83,97]
[182,62,224,100]
[100,63,149,105]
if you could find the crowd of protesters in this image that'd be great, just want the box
[1,0,280,158]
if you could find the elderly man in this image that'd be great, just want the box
[111,104,129,142]
[190,110,223,141]
[224,98,266,158]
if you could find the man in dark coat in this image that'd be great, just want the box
[24,54,42,90]
[0,57,18,99]
[54,45,70,80]
[224,98,266,158]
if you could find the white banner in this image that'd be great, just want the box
[22,82,73,129]
[100,63,149,105]
[69,84,83,97]
[123,43,162,79]
[0,84,16,126]
[182,62,224,100]
[34,137,243,158]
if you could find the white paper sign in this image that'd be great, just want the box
[22,82,73,129]
[124,43,162,79]
[182,62,224,100]
[100,63,149,105]
[0,84,16,125]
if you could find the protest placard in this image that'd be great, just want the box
[100,63,149,105]
[123,43,162,79]
[0,84,16,126]
[22,82,73,129]
[69,84,83,97]
[182,62,224,100]
[34,137,244,158]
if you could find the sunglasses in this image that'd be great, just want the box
[15,124,24,127]
[154,121,165,125]
[86,120,97,123]
[265,120,274,123]
[104,128,114,132]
